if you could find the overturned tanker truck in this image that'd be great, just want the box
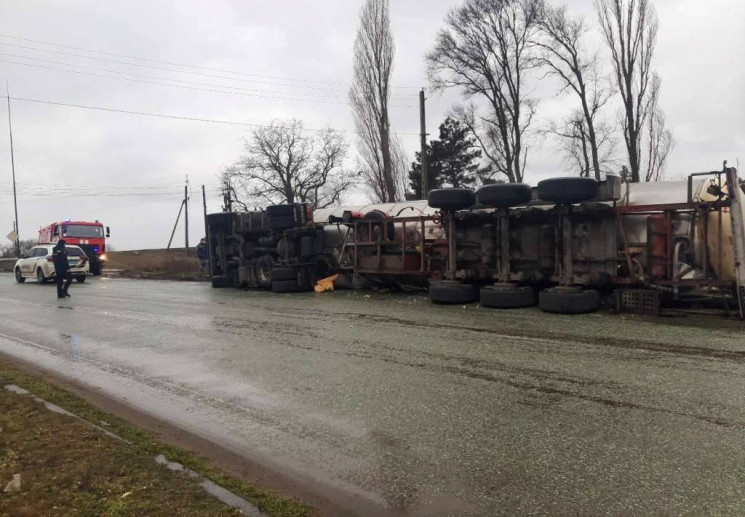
[206,164,745,316]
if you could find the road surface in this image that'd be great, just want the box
[1,274,744,515]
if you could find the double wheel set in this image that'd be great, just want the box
[428,177,603,315]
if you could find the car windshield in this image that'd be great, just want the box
[62,225,103,238]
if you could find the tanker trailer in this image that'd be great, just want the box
[206,164,745,317]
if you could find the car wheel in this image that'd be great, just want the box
[15,268,25,283]
[539,287,601,314]
[480,285,535,308]
[76,275,86,283]
[37,268,47,284]
[272,279,298,293]
[429,281,479,304]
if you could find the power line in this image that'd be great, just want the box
[0,52,357,100]
[0,34,422,90]
[0,58,417,108]
[6,95,421,136]
[0,41,416,99]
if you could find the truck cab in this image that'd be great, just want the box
[38,220,110,275]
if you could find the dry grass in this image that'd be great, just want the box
[0,385,240,516]
[0,362,313,517]
[106,250,206,281]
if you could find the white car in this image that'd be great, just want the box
[14,244,90,284]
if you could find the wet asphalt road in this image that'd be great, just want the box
[1,274,744,515]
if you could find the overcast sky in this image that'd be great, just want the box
[0,0,742,250]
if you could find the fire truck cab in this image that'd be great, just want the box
[38,220,110,275]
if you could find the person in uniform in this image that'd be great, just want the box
[52,239,72,298]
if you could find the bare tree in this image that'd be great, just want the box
[596,0,658,182]
[350,0,401,202]
[225,120,353,210]
[643,76,674,181]
[544,112,616,178]
[535,4,614,180]
[427,0,541,183]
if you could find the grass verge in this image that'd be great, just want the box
[0,361,313,517]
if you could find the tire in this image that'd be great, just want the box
[476,183,532,208]
[76,275,86,283]
[428,188,475,211]
[269,216,295,231]
[539,288,601,314]
[255,255,274,288]
[211,275,233,288]
[266,204,295,218]
[537,177,598,205]
[37,268,47,285]
[271,267,296,281]
[15,268,25,283]
[480,285,535,308]
[272,279,298,293]
[429,281,479,304]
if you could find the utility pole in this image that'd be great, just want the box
[184,175,189,256]
[6,82,19,258]
[419,88,428,200]
[201,185,208,237]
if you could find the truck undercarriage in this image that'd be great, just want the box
[206,165,745,317]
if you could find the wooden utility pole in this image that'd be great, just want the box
[201,185,207,237]
[419,88,428,200]
[184,176,189,256]
[6,82,19,258]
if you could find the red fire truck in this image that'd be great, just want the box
[38,220,110,275]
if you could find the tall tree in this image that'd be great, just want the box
[596,0,658,182]
[535,4,614,180]
[349,0,402,202]
[408,117,489,199]
[224,119,353,210]
[643,76,675,181]
[427,0,542,183]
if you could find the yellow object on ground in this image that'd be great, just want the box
[315,274,339,293]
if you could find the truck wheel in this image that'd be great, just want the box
[211,275,233,288]
[76,275,86,283]
[537,177,598,205]
[272,279,298,293]
[15,268,25,283]
[480,285,535,308]
[37,268,47,284]
[428,188,475,211]
[271,267,296,281]
[255,255,274,288]
[539,287,600,314]
[429,281,479,304]
[476,183,532,208]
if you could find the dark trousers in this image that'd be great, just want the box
[55,270,72,297]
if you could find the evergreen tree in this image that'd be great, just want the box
[407,117,488,200]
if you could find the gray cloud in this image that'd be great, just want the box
[0,0,742,249]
